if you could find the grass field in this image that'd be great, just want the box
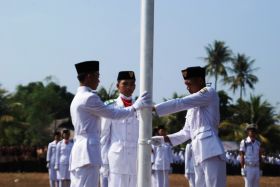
[0,173,279,187]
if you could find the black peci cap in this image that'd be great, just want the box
[75,61,99,75]
[181,66,205,80]
[117,71,136,81]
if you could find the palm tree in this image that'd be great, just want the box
[204,40,232,90]
[227,95,280,152]
[224,53,258,100]
[97,84,119,102]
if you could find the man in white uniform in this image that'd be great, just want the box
[152,66,226,187]
[185,140,195,187]
[101,71,139,187]
[46,131,61,187]
[240,124,262,187]
[69,61,151,187]
[55,129,74,187]
[151,125,173,187]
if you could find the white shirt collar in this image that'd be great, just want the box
[119,93,132,100]
[77,86,96,93]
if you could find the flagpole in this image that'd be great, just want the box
[138,0,154,187]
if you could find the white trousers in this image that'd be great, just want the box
[49,180,59,187]
[70,165,99,187]
[100,174,108,187]
[185,173,195,187]
[194,156,226,187]
[108,173,137,187]
[244,166,260,187]
[59,180,71,187]
[57,164,70,180]
[49,167,58,181]
[152,170,170,187]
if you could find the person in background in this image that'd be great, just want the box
[185,140,195,187]
[69,61,151,187]
[100,71,139,187]
[46,131,61,187]
[55,129,73,187]
[240,124,262,187]
[151,125,173,187]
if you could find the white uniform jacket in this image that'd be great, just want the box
[151,143,173,170]
[47,140,58,167]
[240,137,260,166]
[101,96,139,174]
[55,139,74,166]
[155,87,225,165]
[70,86,135,171]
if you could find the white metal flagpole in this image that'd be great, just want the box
[138,0,154,187]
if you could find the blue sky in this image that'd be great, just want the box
[0,0,279,112]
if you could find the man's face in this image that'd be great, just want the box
[87,71,100,90]
[158,129,166,136]
[63,132,70,140]
[184,77,203,94]
[247,129,256,139]
[117,79,136,97]
[54,134,61,141]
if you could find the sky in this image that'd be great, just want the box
[0,0,279,112]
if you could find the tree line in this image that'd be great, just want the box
[0,41,279,153]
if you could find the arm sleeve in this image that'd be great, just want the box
[55,143,60,166]
[46,143,51,162]
[84,94,135,119]
[155,88,213,117]
[240,140,245,152]
[169,146,173,164]
[168,127,191,147]
[100,117,112,165]
[185,144,192,173]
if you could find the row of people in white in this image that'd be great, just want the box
[46,130,73,187]
[55,131,73,187]
[46,132,60,187]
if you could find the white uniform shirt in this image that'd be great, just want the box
[155,87,225,165]
[185,143,195,174]
[240,137,260,165]
[152,143,173,170]
[69,86,135,171]
[47,140,58,166]
[56,139,74,166]
[101,96,139,174]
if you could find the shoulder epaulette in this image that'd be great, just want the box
[104,99,116,105]
[199,87,208,94]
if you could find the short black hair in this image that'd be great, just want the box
[54,131,61,136]
[157,125,165,130]
[62,129,70,134]
[77,73,87,82]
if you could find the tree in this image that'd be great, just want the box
[223,95,280,152]
[97,84,118,102]
[218,90,232,121]
[224,53,258,100]
[204,40,232,90]
[3,79,74,146]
